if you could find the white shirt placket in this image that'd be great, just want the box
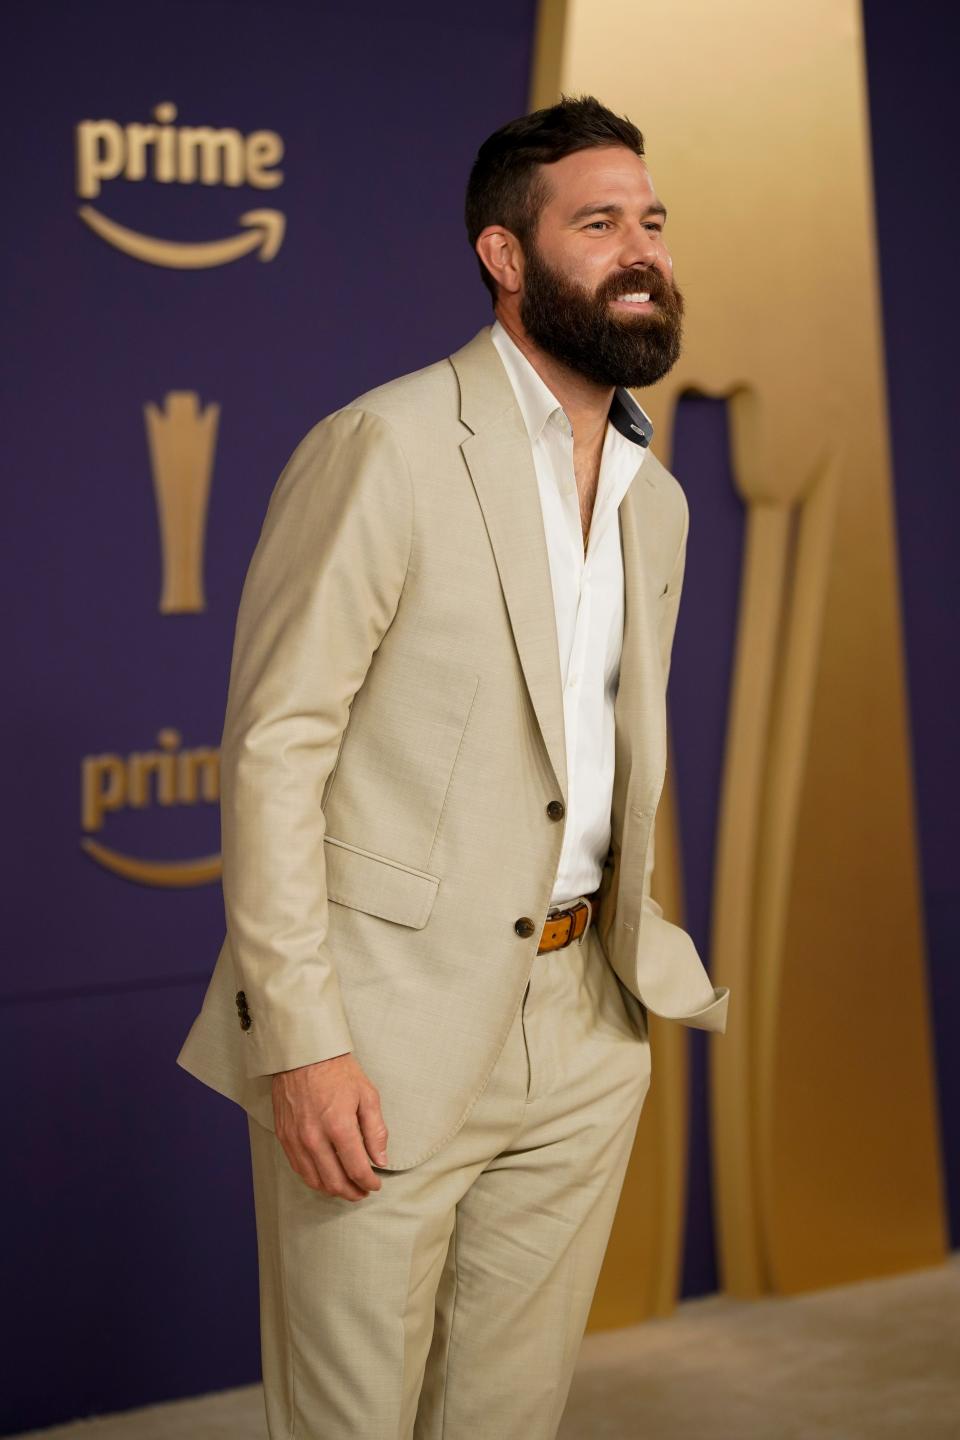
[488,320,649,908]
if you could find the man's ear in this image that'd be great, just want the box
[475,226,523,297]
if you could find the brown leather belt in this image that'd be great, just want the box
[537,890,601,953]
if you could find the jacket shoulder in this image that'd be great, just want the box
[642,446,690,553]
[344,353,462,439]
[278,352,462,476]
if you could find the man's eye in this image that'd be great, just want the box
[585,220,611,231]
[644,222,664,234]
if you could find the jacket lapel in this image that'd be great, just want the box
[601,472,668,955]
[451,329,568,802]
[612,466,667,851]
[448,326,668,838]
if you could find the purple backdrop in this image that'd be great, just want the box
[2,0,956,1432]
[1,1,537,1431]
[861,0,960,1246]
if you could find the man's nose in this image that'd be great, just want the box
[620,226,667,273]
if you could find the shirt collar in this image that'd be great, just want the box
[490,318,653,449]
[609,386,654,447]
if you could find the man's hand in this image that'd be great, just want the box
[271,1053,388,1200]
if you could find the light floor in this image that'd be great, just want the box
[15,1255,960,1439]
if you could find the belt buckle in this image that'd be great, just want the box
[546,894,592,951]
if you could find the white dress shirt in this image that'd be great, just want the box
[489,320,653,909]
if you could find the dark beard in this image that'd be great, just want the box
[518,242,685,389]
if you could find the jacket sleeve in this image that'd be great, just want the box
[219,406,414,1077]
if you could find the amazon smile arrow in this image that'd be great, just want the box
[77,205,286,268]
[81,837,222,887]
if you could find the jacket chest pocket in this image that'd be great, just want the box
[321,650,480,870]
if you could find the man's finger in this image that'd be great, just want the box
[277,1134,325,1192]
[329,1117,381,1193]
[357,1089,389,1167]
[310,1134,372,1201]
[279,1129,363,1199]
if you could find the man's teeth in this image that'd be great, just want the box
[618,292,651,303]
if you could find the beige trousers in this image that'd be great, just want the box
[247,920,652,1440]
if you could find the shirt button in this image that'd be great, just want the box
[514,917,536,938]
[546,799,565,821]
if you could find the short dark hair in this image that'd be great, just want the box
[465,94,645,304]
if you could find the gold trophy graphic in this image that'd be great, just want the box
[144,390,219,613]
[79,391,225,884]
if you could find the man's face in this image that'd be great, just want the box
[518,146,684,389]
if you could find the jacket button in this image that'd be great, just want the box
[546,799,565,821]
[514,917,536,938]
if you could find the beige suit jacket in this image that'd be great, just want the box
[177,325,729,1169]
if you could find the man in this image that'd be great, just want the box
[178,93,729,1439]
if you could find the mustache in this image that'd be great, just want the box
[599,267,677,306]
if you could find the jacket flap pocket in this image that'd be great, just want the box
[324,835,440,930]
